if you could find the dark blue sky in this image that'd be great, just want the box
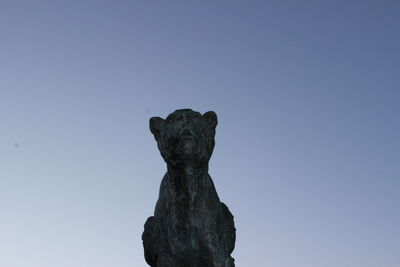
[1,1,399,266]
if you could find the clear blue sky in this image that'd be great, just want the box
[1,1,399,266]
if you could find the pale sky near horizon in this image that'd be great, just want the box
[1,1,399,266]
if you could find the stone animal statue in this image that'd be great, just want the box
[142,109,236,267]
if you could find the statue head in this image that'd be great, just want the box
[149,109,217,167]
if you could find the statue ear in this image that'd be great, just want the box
[149,117,165,140]
[202,111,218,129]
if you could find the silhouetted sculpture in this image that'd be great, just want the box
[142,109,236,267]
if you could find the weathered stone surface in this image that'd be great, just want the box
[142,109,236,267]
